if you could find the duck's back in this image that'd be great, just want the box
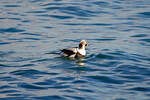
[61,47,78,57]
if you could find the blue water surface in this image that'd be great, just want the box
[0,0,150,100]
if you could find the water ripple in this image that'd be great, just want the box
[131,34,148,37]
[4,5,20,7]
[63,23,112,26]
[50,15,74,19]
[33,95,66,100]
[18,82,47,90]
[0,90,19,94]
[139,39,150,43]
[10,69,50,78]
[86,75,124,84]
[138,12,150,18]
[0,76,18,81]
[0,28,24,33]
[45,6,98,17]
[128,87,150,92]
[0,0,150,99]
[96,53,115,59]
[92,1,109,7]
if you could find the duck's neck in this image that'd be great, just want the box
[78,45,86,55]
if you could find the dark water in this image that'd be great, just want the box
[0,0,150,100]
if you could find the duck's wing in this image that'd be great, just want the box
[61,47,77,56]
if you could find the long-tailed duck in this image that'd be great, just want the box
[61,40,88,58]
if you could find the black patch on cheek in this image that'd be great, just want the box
[79,44,83,49]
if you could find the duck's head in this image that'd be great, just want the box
[79,40,88,49]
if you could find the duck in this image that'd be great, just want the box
[61,40,88,58]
